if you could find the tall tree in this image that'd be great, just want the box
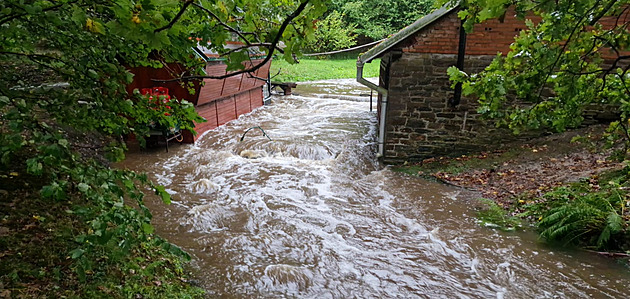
[330,0,435,39]
[303,10,357,53]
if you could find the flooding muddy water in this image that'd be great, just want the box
[120,78,630,298]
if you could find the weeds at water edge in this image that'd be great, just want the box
[475,198,522,231]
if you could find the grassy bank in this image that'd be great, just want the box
[270,56,380,82]
[393,126,630,252]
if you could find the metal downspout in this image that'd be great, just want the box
[356,61,388,158]
[450,18,467,107]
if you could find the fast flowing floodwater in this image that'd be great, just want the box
[120,78,630,298]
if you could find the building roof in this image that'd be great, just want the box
[358,3,459,64]
[195,41,266,61]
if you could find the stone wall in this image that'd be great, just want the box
[381,51,619,164]
[382,52,511,163]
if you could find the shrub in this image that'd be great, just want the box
[476,198,522,231]
[538,177,629,250]
[304,11,356,53]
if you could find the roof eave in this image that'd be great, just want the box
[358,3,460,64]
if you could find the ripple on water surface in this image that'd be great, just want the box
[120,79,630,298]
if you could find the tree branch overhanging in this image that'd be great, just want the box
[535,1,600,100]
[615,63,630,95]
[219,43,284,57]
[589,0,619,26]
[154,0,194,33]
[153,0,311,82]
[191,2,259,45]
[576,55,630,76]
[0,0,80,26]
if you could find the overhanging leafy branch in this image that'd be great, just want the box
[154,0,314,82]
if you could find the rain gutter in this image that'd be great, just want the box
[450,18,467,107]
[356,62,388,157]
[356,3,459,158]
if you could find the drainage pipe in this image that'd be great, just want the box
[356,61,388,158]
[450,18,467,107]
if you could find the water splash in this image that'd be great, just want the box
[120,79,630,298]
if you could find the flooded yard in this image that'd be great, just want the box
[119,79,630,298]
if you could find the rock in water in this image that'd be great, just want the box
[191,178,218,193]
[239,150,265,159]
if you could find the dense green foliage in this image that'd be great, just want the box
[300,0,436,53]
[0,184,204,297]
[445,0,630,140]
[476,198,522,231]
[330,0,435,39]
[270,56,380,82]
[520,169,630,250]
[303,11,357,53]
[480,172,630,250]
[1,0,325,296]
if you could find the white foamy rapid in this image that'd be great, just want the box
[121,79,630,298]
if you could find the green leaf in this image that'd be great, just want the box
[58,139,69,147]
[154,185,171,204]
[86,18,106,35]
[26,158,43,175]
[77,183,90,193]
[87,69,99,79]
[123,179,134,190]
[0,96,9,106]
[71,6,86,25]
[76,264,86,282]
[142,223,154,234]
[41,183,58,198]
[226,51,249,71]
[69,248,84,259]
[162,243,190,261]
[23,4,43,14]
[606,212,623,233]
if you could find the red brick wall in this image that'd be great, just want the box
[403,8,629,58]
[403,9,536,56]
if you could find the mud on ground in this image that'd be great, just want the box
[403,124,624,211]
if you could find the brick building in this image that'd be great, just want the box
[356,4,623,164]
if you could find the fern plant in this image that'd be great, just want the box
[538,184,627,250]
[476,198,522,231]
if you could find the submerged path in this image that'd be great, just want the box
[121,79,630,298]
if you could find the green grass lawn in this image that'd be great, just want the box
[270,56,380,82]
